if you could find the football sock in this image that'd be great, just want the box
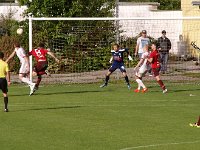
[136,79,146,89]
[124,75,130,85]
[22,77,33,85]
[36,75,42,87]
[105,75,109,84]
[157,80,166,90]
[4,97,8,109]
[197,116,200,126]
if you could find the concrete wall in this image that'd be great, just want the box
[118,2,182,55]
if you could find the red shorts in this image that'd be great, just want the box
[152,67,160,77]
[34,61,48,75]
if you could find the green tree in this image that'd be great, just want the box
[17,0,117,73]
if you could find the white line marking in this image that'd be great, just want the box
[120,140,200,150]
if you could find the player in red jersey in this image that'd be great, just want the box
[148,43,167,93]
[29,43,60,90]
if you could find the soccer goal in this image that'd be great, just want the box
[28,16,200,85]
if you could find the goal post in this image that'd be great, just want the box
[28,16,200,84]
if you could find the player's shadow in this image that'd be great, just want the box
[11,90,102,96]
[11,105,81,112]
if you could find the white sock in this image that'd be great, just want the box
[136,79,146,89]
[21,77,33,86]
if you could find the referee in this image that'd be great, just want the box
[0,51,10,112]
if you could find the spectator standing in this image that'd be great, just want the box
[157,30,171,74]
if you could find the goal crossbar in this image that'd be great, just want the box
[30,16,200,21]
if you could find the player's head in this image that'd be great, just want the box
[38,43,45,48]
[143,44,149,52]
[112,43,120,51]
[151,43,157,50]
[141,30,147,37]
[14,42,20,48]
[0,51,4,59]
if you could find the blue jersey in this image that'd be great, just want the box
[111,48,128,63]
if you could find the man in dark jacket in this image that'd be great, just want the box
[157,30,171,74]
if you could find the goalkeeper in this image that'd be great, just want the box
[100,43,133,89]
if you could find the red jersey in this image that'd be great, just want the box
[29,48,49,62]
[149,50,160,68]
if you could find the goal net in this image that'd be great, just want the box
[29,17,200,85]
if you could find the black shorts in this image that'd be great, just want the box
[0,78,8,93]
[34,61,48,75]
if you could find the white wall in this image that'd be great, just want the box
[118,3,182,54]
[0,5,27,21]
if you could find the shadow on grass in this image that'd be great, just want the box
[11,105,81,112]
[10,90,102,96]
[149,88,200,93]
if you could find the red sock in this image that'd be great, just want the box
[197,116,200,125]
[157,80,166,90]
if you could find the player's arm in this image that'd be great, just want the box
[135,44,139,57]
[6,51,16,63]
[125,48,133,61]
[47,51,60,63]
[109,57,113,63]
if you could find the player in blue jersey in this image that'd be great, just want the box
[100,43,133,89]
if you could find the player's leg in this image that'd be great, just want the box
[121,66,131,89]
[34,62,48,90]
[189,116,200,128]
[3,93,8,112]
[0,78,9,112]
[35,75,42,90]
[100,63,117,88]
[19,63,36,95]
[135,69,148,93]
[100,71,112,88]
[153,68,167,93]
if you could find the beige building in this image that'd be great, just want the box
[182,0,200,57]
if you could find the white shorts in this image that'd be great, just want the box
[19,62,29,74]
[135,67,147,78]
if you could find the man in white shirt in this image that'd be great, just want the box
[135,30,150,58]
[6,42,36,96]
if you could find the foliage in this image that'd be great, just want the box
[0,9,22,72]
[16,0,118,73]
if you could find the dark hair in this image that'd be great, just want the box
[112,43,120,48]
[0,51,4,59]
[151,42,157,47]
[14,42,20,48]
[39,43,45,48]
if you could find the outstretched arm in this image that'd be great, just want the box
[47,51,60,63]
[6,51,16,63]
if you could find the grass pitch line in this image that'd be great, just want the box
[120,140,200,150]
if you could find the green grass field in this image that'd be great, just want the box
[0,82,200,150]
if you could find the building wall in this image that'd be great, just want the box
[182,0,200,57]
[118,2,182,55]
[0,3,27,21]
